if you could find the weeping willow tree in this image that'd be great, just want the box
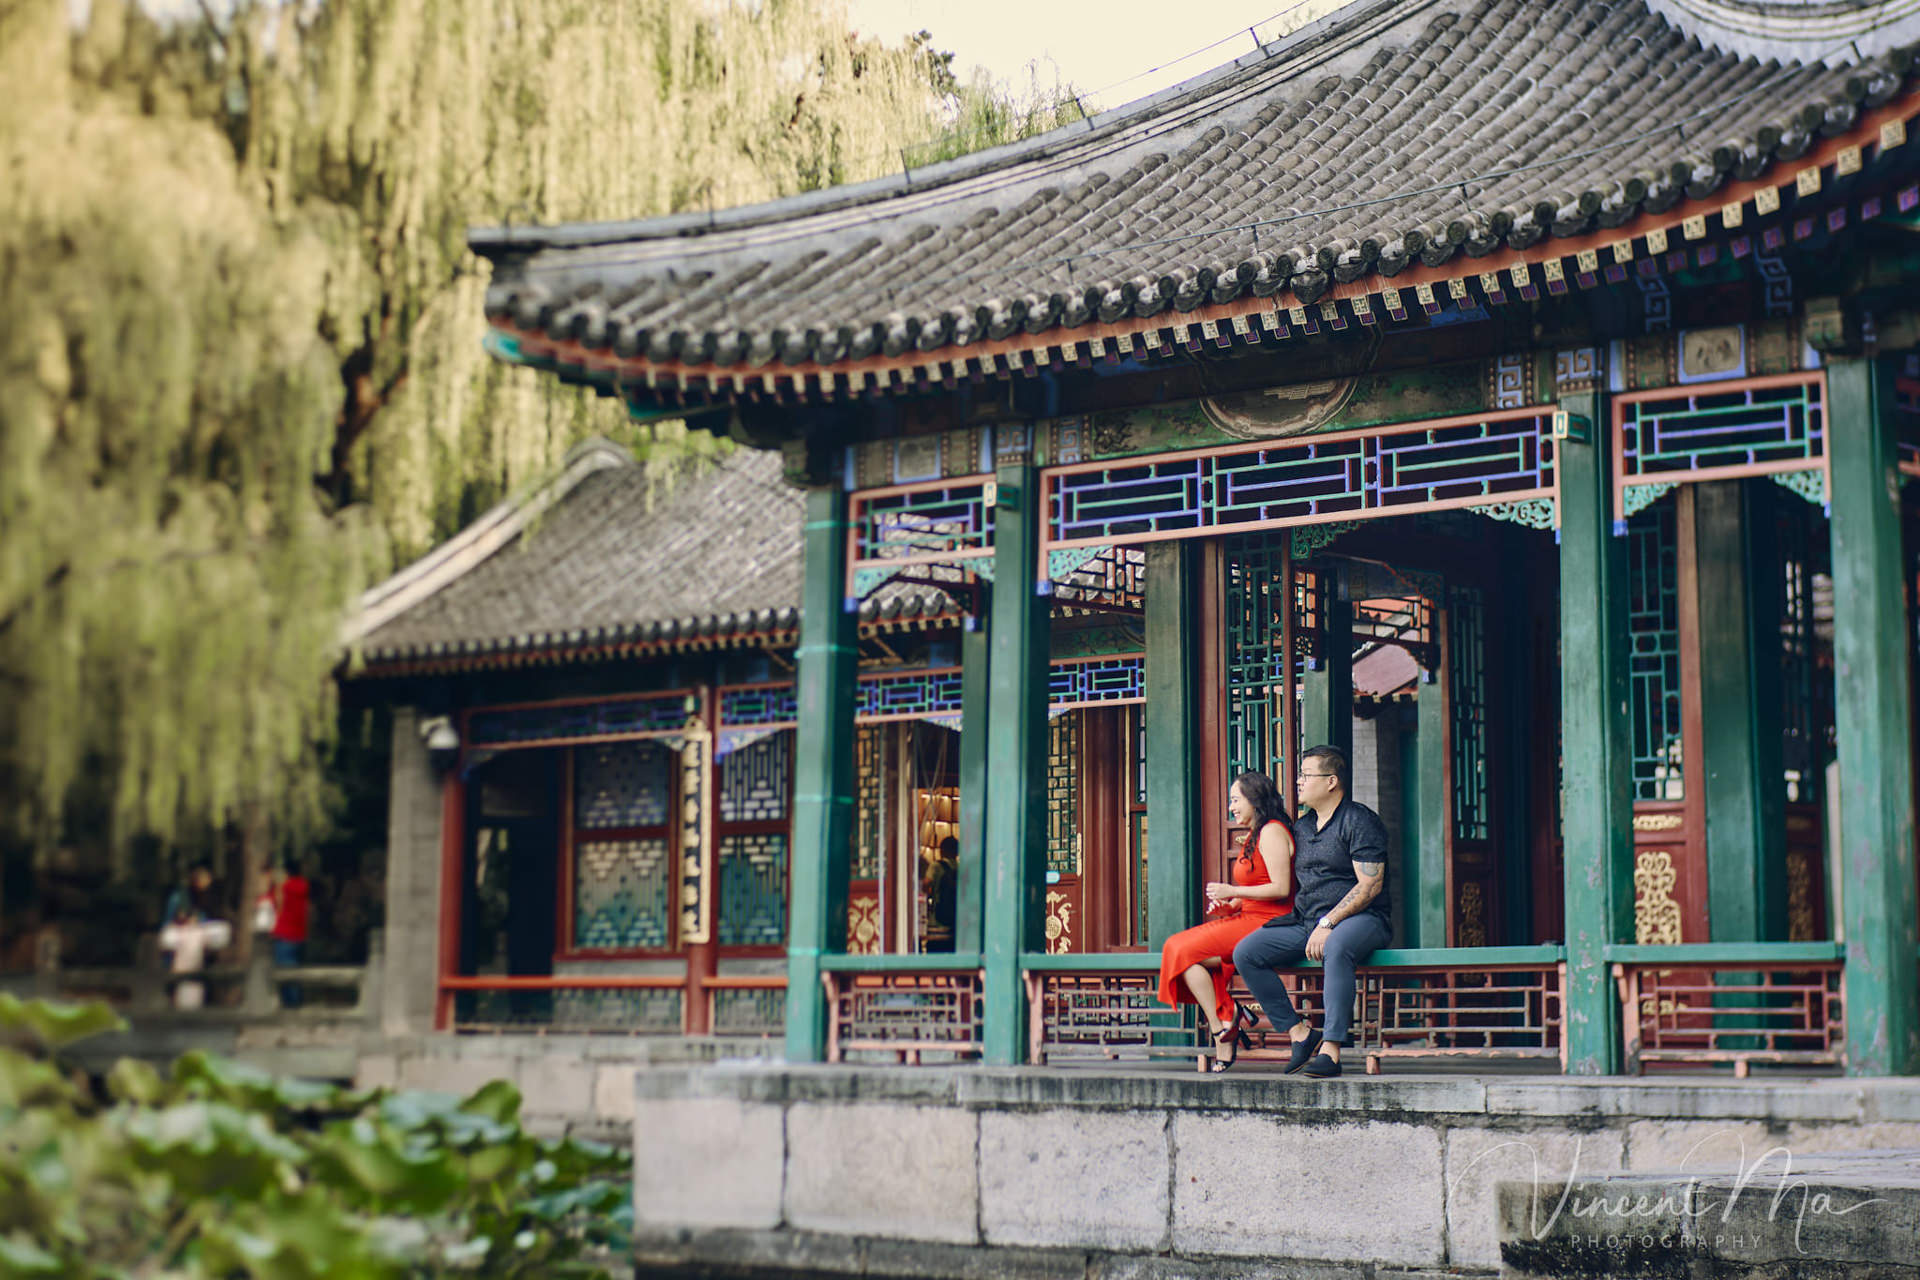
[0,0,1059,878]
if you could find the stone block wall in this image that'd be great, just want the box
[628,1066,1920,1278]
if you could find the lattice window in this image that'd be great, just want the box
[719,684,799,728]
[1620,377,1824,481]
[573,838,672,950]
[1047,411,1555,549]
[470,694,686,748]
[717,834,788,946]
[1048,655,1145,708]
[1778,496,1835,804]
[1449,588,1489,842]
[574,741,670,829]
[852,725,883,880]
[719,732,792,823]
[547,987,683,1034]
[1627,503,1685,801]
[712,985,786,1036]
[856,667,965,721]
[1616,375,1826,527]
[850,480,994,566]
[1224,534,1291,782]
[1046,711,1080,875]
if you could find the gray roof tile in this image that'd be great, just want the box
[472,0,1919,385]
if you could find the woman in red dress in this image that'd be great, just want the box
[1155,770,1295,1071]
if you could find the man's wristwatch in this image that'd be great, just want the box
[1317,914,1332,930]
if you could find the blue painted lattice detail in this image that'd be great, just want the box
[471,695,686,748]
[1618,378,1824,500]
[717,833,788,946]
[850,481,993,565]
[574,741,670,829]
[573,837,672,950]
[720,732,791,823]
[720,684,798,728]
[1048,656,1145,707]
[1048,413,1555,547]
[857,668,965,721]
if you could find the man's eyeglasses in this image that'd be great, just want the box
[1297,771,1336,779]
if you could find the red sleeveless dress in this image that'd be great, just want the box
[1155,821,1294,1025]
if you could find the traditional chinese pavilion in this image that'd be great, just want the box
[382,0,1920,1075]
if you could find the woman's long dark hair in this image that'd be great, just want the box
[1234,770,1292,844]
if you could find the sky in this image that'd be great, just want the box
[842,0,1348,110]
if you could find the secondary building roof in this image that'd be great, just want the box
[470,0,1920,404]
[344,442,956,674]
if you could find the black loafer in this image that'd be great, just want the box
[1303,1052,1342,1078]
[1283,1028,1323,1074]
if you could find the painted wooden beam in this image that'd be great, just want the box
[1558,389,1635,1075]
[784,485,858,1063]
[1827,356,1920,1076]
[1144,542,1200,950]
[955,623,989,957]
[983,464,1049,1065]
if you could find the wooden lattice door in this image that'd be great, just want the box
[1625,496,1710,945]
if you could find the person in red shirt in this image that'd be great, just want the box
[269,862,312,1008]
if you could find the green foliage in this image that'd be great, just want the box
[0,998,631,1278]
[0,0,1011,861]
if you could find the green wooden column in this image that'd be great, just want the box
[1557,390,1635,1074]
[982,463,1049,1064]
[1144,542,1200,948]
[1828,355,1920,1075]
[955,622,990,956]
[1300,588,1353,759]
[1408,678,1447,949]
[1695,480,1785,941]
[784,484,858,1063]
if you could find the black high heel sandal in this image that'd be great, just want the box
[1209,1003,1256,1074]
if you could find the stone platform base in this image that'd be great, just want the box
[633,1225,1474,1280]
[1499,1149,1920,1278]
[632,1064,1920,1275]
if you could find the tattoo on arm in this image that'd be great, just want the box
[1326,862,1386,923]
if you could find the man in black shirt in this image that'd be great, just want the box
[1231,744,1391,1077]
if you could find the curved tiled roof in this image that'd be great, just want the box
[346,445,957,674]
[473,0,1920,394]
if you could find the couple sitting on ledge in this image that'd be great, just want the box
[1155,745,1392,1078]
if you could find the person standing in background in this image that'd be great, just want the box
[270,862,311,1008]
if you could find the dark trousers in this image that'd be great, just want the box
[273,939,304,1008]
[1231,913,1390,1047]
